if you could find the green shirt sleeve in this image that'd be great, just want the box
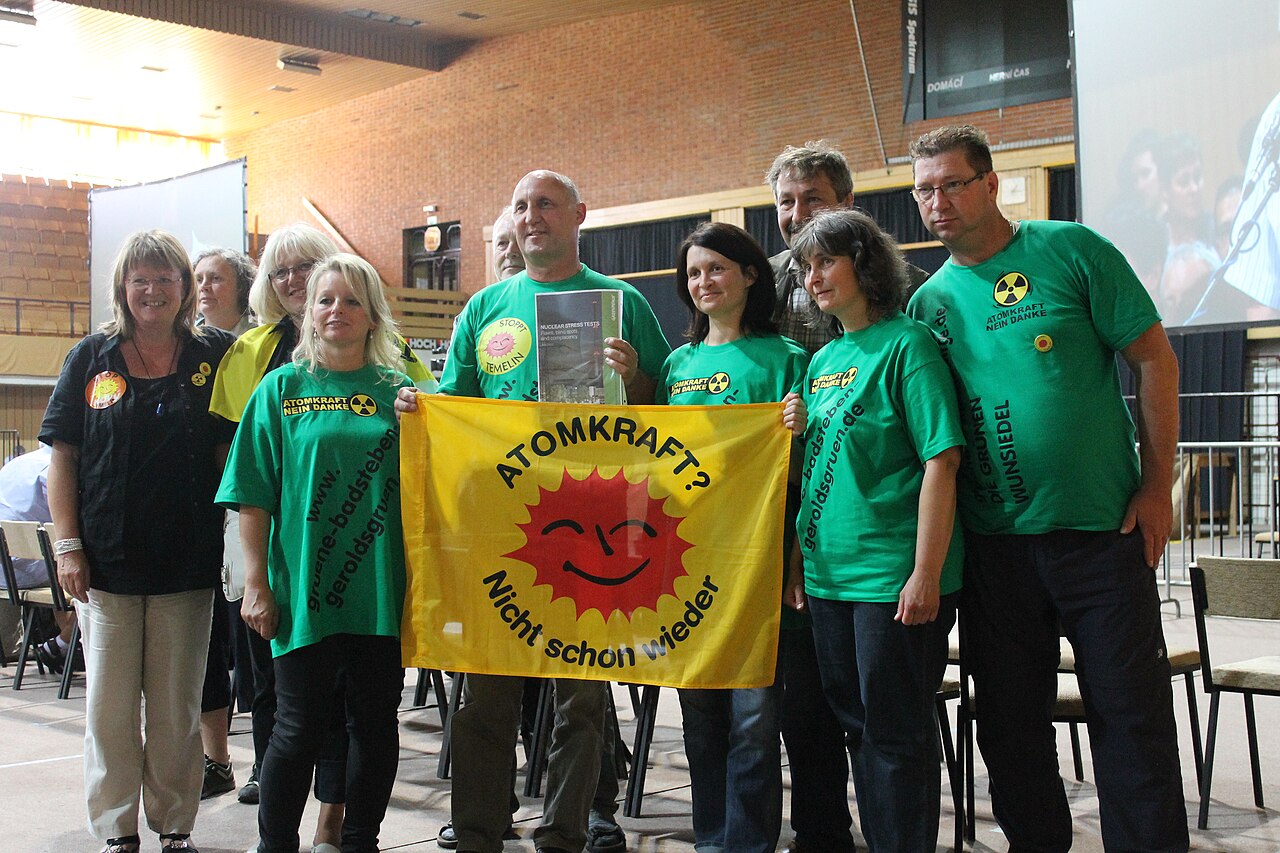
[216,371,284,512]
[1080,229,1162,352]
[896,328,965,463]
[439,300,482,398]
[783,344,811,396]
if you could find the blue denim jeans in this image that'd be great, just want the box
[808,593,956,853]
[677,679,782,853]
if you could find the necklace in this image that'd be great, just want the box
[130,338,180,415]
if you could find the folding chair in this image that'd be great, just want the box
[0,520,60,689]
[1189,556,1280,829]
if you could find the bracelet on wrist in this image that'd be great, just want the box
[53,537,84,556]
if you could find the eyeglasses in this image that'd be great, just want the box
[127,276,180,289]
[269,261,315,284]
[911,172,987,203]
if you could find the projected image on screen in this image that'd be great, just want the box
[1075,1,1280,328]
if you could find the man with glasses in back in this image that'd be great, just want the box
[906,124,1188,853]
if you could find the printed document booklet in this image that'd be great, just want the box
[535,289,624,404]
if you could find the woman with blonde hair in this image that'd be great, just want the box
[218,253,412,853]
[207,225,353,834]
[41,229,235,853]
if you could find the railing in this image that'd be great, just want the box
[1161,439,1280,613]
[0,430,19,462]
[0,296,90,337]
[0,287,460,349]
[385,288,466,342]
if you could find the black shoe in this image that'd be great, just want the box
[201,755,235,799]
[159,834,198,852]
[35,638,67,674]
[587,810,626,853]
[237,765,259,804]
[100,836,140,853]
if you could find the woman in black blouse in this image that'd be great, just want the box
[41,230,234,853]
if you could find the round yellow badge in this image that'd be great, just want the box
[477,318,532,376]
[1034,334,1053,352]
[191,373,207,386]
[85,371,127,409]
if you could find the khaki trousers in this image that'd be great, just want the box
[80,588,213,841]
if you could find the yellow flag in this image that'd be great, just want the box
[400,396,789,688]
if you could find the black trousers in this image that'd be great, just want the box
[243,616,348,801]
[257,633,403,853]
[779,624,857,852]
[964,528,1189,853]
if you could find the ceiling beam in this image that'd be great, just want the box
[55,0,465,70]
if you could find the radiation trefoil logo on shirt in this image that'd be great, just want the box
[984,271,1047,332]
[349,394,378,416]
[993,271,1030,306]
[478,318,532,375]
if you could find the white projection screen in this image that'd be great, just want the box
[1074,1,1280,328]
[89,159,247,328]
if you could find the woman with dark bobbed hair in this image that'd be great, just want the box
[41,229,235,853]
[658,221,806,853]
[786,208,964,852]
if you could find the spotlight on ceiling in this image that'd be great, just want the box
[277,56,321,76]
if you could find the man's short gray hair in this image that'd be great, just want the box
[765,141,854,201]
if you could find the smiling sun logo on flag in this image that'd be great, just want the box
[505,467,692,619]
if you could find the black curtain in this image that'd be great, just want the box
[1120,328,1246,442]
[577,215,709,349]
[745,206,786,257]
[579,215,709,279]
[904,245,952,274]
[1049,166,1077,222]
[620,273,689,348]
[857,188,934,244]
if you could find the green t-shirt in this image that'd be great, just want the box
[658,334,810,625]
[799,312,965,603]
[440,265,671,400]
[906,219,1161,535]
[216,362,412,656]
[656,334,809,405]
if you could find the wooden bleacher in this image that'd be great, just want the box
[384,287,467,342]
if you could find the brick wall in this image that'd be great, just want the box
[225,0,1072,295]
[0,174,92,335]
